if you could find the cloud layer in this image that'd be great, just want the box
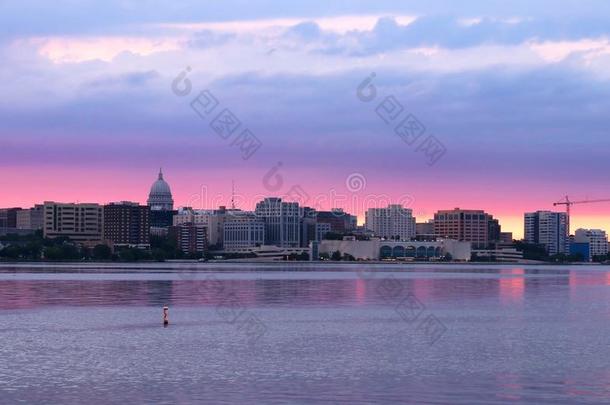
[2,0,610,236]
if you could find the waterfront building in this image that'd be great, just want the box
[416,220,435,241]
[0,207,22,229]
[365,205,416,240]
[16,205,44,230]
[433,208,500,249]
[314,238,471,261]
[316,222,332,241]
[255,197,300,248]
[569,242,591,262]
[499,232,513,244]
[43,202,103,245]
[574,229,608,260]
[103,202,150,248]
[524,211,569,255]
[174,206,245,248]
[471,247,524,262]
[169,222,207,255]
[223,213,265,252]
[316,209,357,234]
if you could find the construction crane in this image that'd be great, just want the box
[553,195,610,218]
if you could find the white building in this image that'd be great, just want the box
[173,206,244,248]
[313,238,471,261]
[147,169,174,211]
[255,198,300,248]
[574,229,608,260]
[524,211,569,255]
[223,211,265,251]
[43,202,103,245]
[365,204,416,240]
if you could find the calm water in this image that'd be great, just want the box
[1,263,610,404]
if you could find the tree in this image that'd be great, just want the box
[92,244,112,260]
[342,253,356,261]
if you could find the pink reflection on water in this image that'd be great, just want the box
[499,268,524,304]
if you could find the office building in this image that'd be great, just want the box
[316,209,357,234]
[103,202,150,248]
[174,206,245,248]
[0,208,22,229]
[524,211,569,255]
[169,222,207,255]
[223,213,265,251]
[43,202,103,244]
[416,221,435,241]
[365,205,416,240]
[433,208,499,249]
[16,205,44,230]
[255,197,300,247]
[574,228,608,260]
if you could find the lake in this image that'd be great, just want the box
[1,263,609,404]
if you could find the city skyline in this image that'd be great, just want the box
[3,2,610,238]
[4,167,609,239]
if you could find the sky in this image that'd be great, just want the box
[2,0,610,238]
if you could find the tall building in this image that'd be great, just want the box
[255,197,300,247]
[147,168,174,211]
[223,212,265,251]
[16,205,44,230]
[416,220,435,241]
[0,208,22,229]
[169,222,207,255]
[103,202,150,248]
[574,229,608,260]
[173,206,244,248]
[433,208,499,249]
[316,209,357,234]
[365,204,416,240]
[524,211,569,255]
[43,202,103,244]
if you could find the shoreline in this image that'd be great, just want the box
[0,260,607,267]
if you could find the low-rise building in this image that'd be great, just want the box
[0,207,22,229]
[313,238,471,261]
[169,222,207,255]
[574,228,608,261]
[43,202,103,245]
[16,205,44,230]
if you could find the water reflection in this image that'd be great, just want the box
[1,265,610,404]
[0,266,605,311]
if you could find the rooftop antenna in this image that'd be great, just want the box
[231,180,236,209]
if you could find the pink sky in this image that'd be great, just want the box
[3,165,609,239]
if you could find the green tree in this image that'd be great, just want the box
[92,244,112,260]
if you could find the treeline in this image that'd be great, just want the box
[0,232,198,262]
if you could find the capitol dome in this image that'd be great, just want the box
[147,168,174,211]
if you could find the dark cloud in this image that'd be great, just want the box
[85,70,160,88]
[313,15,610,56]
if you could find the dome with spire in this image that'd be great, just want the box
[147,168,174,211]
